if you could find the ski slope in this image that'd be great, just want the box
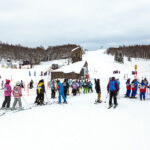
[0,49,150,150]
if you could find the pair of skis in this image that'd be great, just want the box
[108,105,118,109]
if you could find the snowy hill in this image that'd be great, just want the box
[0,49,150,150]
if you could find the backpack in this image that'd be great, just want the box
[109,81,116,91]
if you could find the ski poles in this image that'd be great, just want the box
[22,96,30,108]
[104,92,109,103]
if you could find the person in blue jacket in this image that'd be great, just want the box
[134,79,139,96]
[57,80,67,104]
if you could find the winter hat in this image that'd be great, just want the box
[6,79,10,84]
[16,81,20,86]
[39,79,44,83]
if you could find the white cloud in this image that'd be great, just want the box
[0,0,150,50]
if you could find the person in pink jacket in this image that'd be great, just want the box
[2,79,12,109]
[12,81,22,110]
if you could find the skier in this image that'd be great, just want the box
[12,81,22,110]
[125,79,131,97]
[88,80,93,93]
[134,79,139,95]
[30,79,34,89]
[20,80,24,88]
[131,80,137,98]
[107,77,118,108]
[139,80,146,100]
[95,79,101,103]
[72,81,78,96]
[1,79,12,109]
[35,79,45,105]
[77,80,81,94]
[57,80,67,104]
[50,80,56,98]
[83,80,88,94]
[63,79,69,98]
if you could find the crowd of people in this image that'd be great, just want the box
[125,78,149,100]
[1,76,149,111]
[0,78,95,110]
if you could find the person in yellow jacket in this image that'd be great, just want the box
[35,79,45,105]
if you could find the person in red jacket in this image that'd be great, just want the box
[139,80,146,100]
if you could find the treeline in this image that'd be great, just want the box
[0,42,80,64]
[106,45,150,59]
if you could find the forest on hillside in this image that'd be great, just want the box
[107,45,150,59]
[0,42,81,64]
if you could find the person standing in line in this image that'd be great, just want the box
[35,79,45,105]
[12,81,22,110]
[57,80,67,104]
[95,79,101,103]
[1,79,12,109]
[107,77,118,108]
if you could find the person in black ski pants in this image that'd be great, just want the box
[95,79,101,103]
[35,79,45,105]
[63,79,69,98]
[107,77,118,107]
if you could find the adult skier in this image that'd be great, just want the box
[12,81,22,110]
[95,79,101,103]
[139,80,146,100]
[57,80,67,104]
[125,79,131,97]
[35,79,45,105]
[107,77,118,108]
[2,79,12,109]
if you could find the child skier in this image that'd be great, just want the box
[83,80,88,94]
[63,79,69,98]
[72,81,78,96]
[12,81,22,110]
[125,79,131,97]
[50,80,56,98]
[139,80,146,100]
[88,81,93,93]
[2,79,12,109]
[131,80,137,98]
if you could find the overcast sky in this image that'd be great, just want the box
[0,0,150,50]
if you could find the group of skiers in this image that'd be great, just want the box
[1,79,22,110]
[1,76,149,111]
[125,78,149,100]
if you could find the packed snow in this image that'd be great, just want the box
[0,49,150,150]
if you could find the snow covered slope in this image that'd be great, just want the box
[0,49,150,150]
